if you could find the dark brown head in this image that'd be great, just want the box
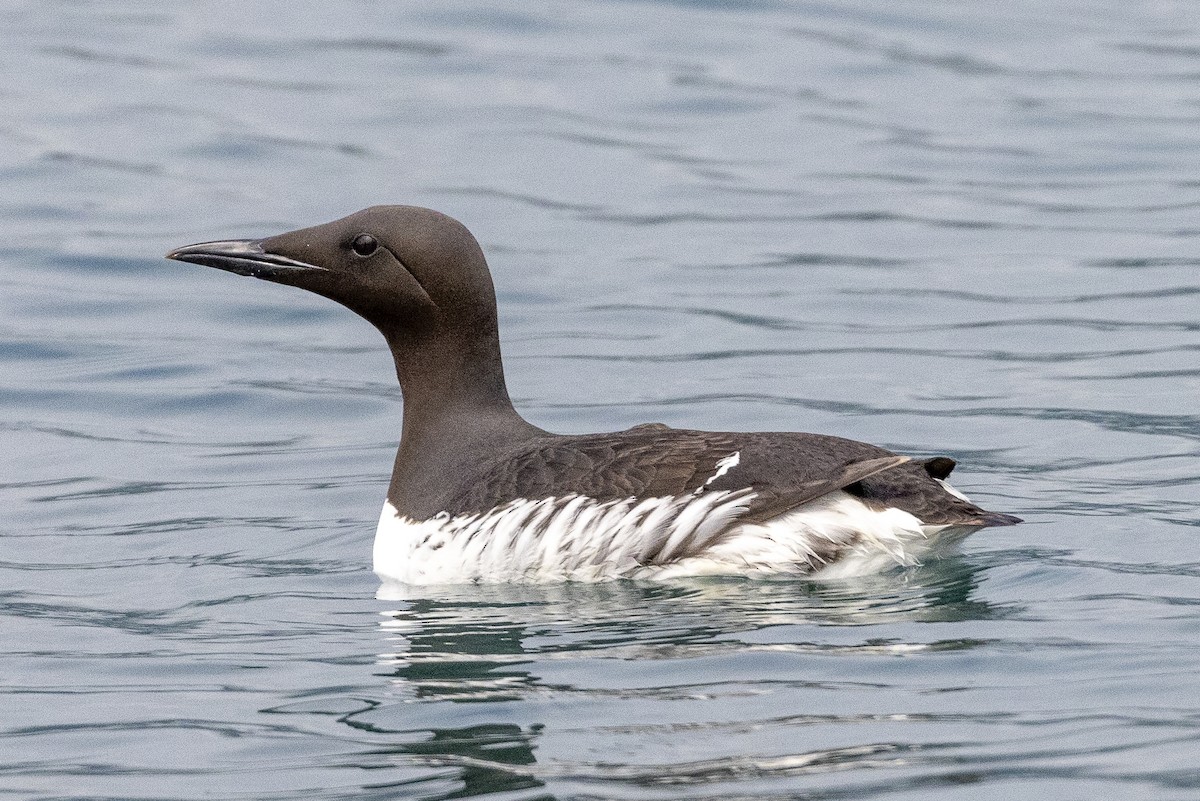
[166,205,498,342]
[167,204,531,431]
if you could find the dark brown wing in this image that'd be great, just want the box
[448,427,913,523]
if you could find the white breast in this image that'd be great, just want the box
[373,487,977,587]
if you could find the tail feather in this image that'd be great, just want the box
[847,459,1021,529]
[976,510,1022,527]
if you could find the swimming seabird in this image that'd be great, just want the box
[167,205,1020,584]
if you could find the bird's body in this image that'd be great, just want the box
[167,205,1020,586]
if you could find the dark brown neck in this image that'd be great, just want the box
[383,323,546,517]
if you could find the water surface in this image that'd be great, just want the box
[3,1,1199,798]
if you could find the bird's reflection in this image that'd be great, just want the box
[359,555,1001,798]
[396,722,545,798]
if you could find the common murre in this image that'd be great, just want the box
[167,205,1020,585]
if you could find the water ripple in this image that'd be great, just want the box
[5,1,1200,799]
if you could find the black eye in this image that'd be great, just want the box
[350,233,378,257]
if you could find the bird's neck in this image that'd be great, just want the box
[384,326,544,513]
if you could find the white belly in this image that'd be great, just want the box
[373,489,976,587]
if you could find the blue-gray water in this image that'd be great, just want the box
[4,1,1199,798]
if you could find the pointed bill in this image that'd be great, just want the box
[166,239,327,279]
